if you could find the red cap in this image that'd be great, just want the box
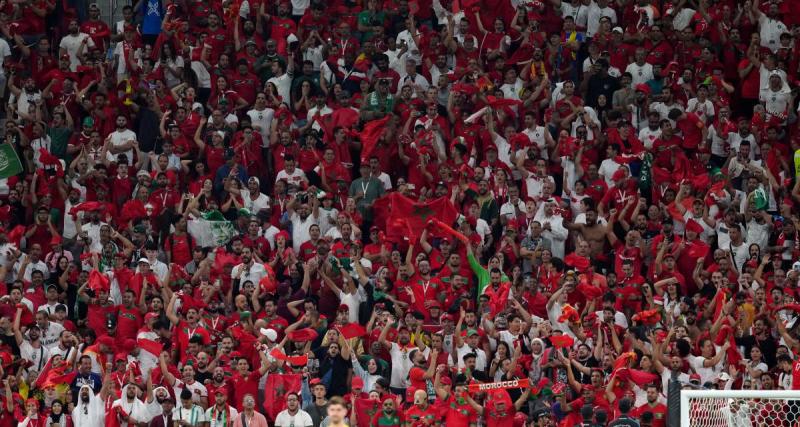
[635,83,651,95]
[114,353,127,362]
[309,378,323,386]
[611,168,627,182]
[215,386,228,395]
[689,373,701,382]
[145,312,159,322]
[338,304,350,312]
[440,376,452,385]
[351,376,364,389]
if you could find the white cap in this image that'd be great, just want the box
[718,373,731,382]
[360,258,373,272]
[612,26,623,33]
[792,261,800,271]
[287,33,298,44]
[260,328,278,341]
[138,257,150,265]
[191,102,204,113]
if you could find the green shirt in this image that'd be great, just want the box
[349,177,384,218]
[47,126,72,160]
[468,252,509,296]
[357,10,386,41]
[364,91,394,113]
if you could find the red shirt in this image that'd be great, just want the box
[116,306,142,339]
[164,233,195,266]
[633,402,667,427]
[444,395,478,427]
[405,404,438,427]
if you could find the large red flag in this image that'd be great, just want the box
[263,374,302,420]
[354,398,381,427]
[359,116,390,162]
[373,193,458,243]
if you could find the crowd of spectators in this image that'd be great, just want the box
[1,0,800,425]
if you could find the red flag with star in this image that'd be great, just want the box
[263,374,302,420]
[373,193,458,243]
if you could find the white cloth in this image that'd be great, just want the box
[275,408,314,427]
[72,386,106,427]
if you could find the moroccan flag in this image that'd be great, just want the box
[354,398,381,427]
[337,323,367,339]
[137,338,163,357]
[263,374,302,420]
[467,378,530,393]
[373,193,458,243]
[88,270,110,293]
[359,116,390,162]
[0,143,22,178]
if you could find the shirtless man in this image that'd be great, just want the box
[564,204,608,258]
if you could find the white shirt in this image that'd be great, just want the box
[60,32,95,71]
[586,0,617,37]
[20,340,50,372]
[638,126,661,150]
[389,342,418,388]
[625,62,654,86]
[758,13,789,52]
[13,257,49,282]
[686,98,715,123]
[172,379,208,406]
[231,262,268,285]
[306,105,333,132]
[339,288,365,323]
[205,406,240,427]
[275,168,307,192]
[39,321,64,349]
[561,2,589,28]
[113,42,141,77]
[598,158,622,187]
[290,212,318,253]
[106,128,138,163]
[397,72,429,97]
[72,387,106,427]
[247,108,275,146]
[761,87,791,117]
[275,408,314,427]
[452,343,487,371]
[0,38,11,74]
[173,404,207,426]
[240,189,271,214]
[688,352,722,385]
[396,30,422,63]
[82,221,108,253]
[523,125,550,160]
[268,72,293,106]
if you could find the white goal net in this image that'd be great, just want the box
[681,390,800,427]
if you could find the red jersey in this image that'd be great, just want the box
[633,402,667,427]
[116,306,142,340]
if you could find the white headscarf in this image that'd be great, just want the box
[71,385,105,427]
[111,384,151,426]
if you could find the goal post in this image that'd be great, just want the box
[681,389,800,427]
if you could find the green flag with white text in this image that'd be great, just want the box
[0,143,22,179]
[187,210,237,248]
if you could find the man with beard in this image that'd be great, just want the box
[371,396,402,427]
[231,353,270,410]
[453,308,487,372]
[274,392,313,427]
[204,366,231,400]
[205,387,239,427]
[165,293,211,364]
[379,321,417,396]
[110,382,151,426]
[404,257,440,316]
[72,383,109,427]
[13,314,48,372]
[464,388,530,427]
[258,299,289,338]
[565,203,609,259]
[232,246,267,286]
[405,389,437,426]
[58,18,94,71]
[159,352,209,407]
[107,114,137,164]
[232,394,268,427]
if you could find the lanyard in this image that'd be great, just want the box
[212,406,228,427]
[420,279,431,296]
[360,180,370,195]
